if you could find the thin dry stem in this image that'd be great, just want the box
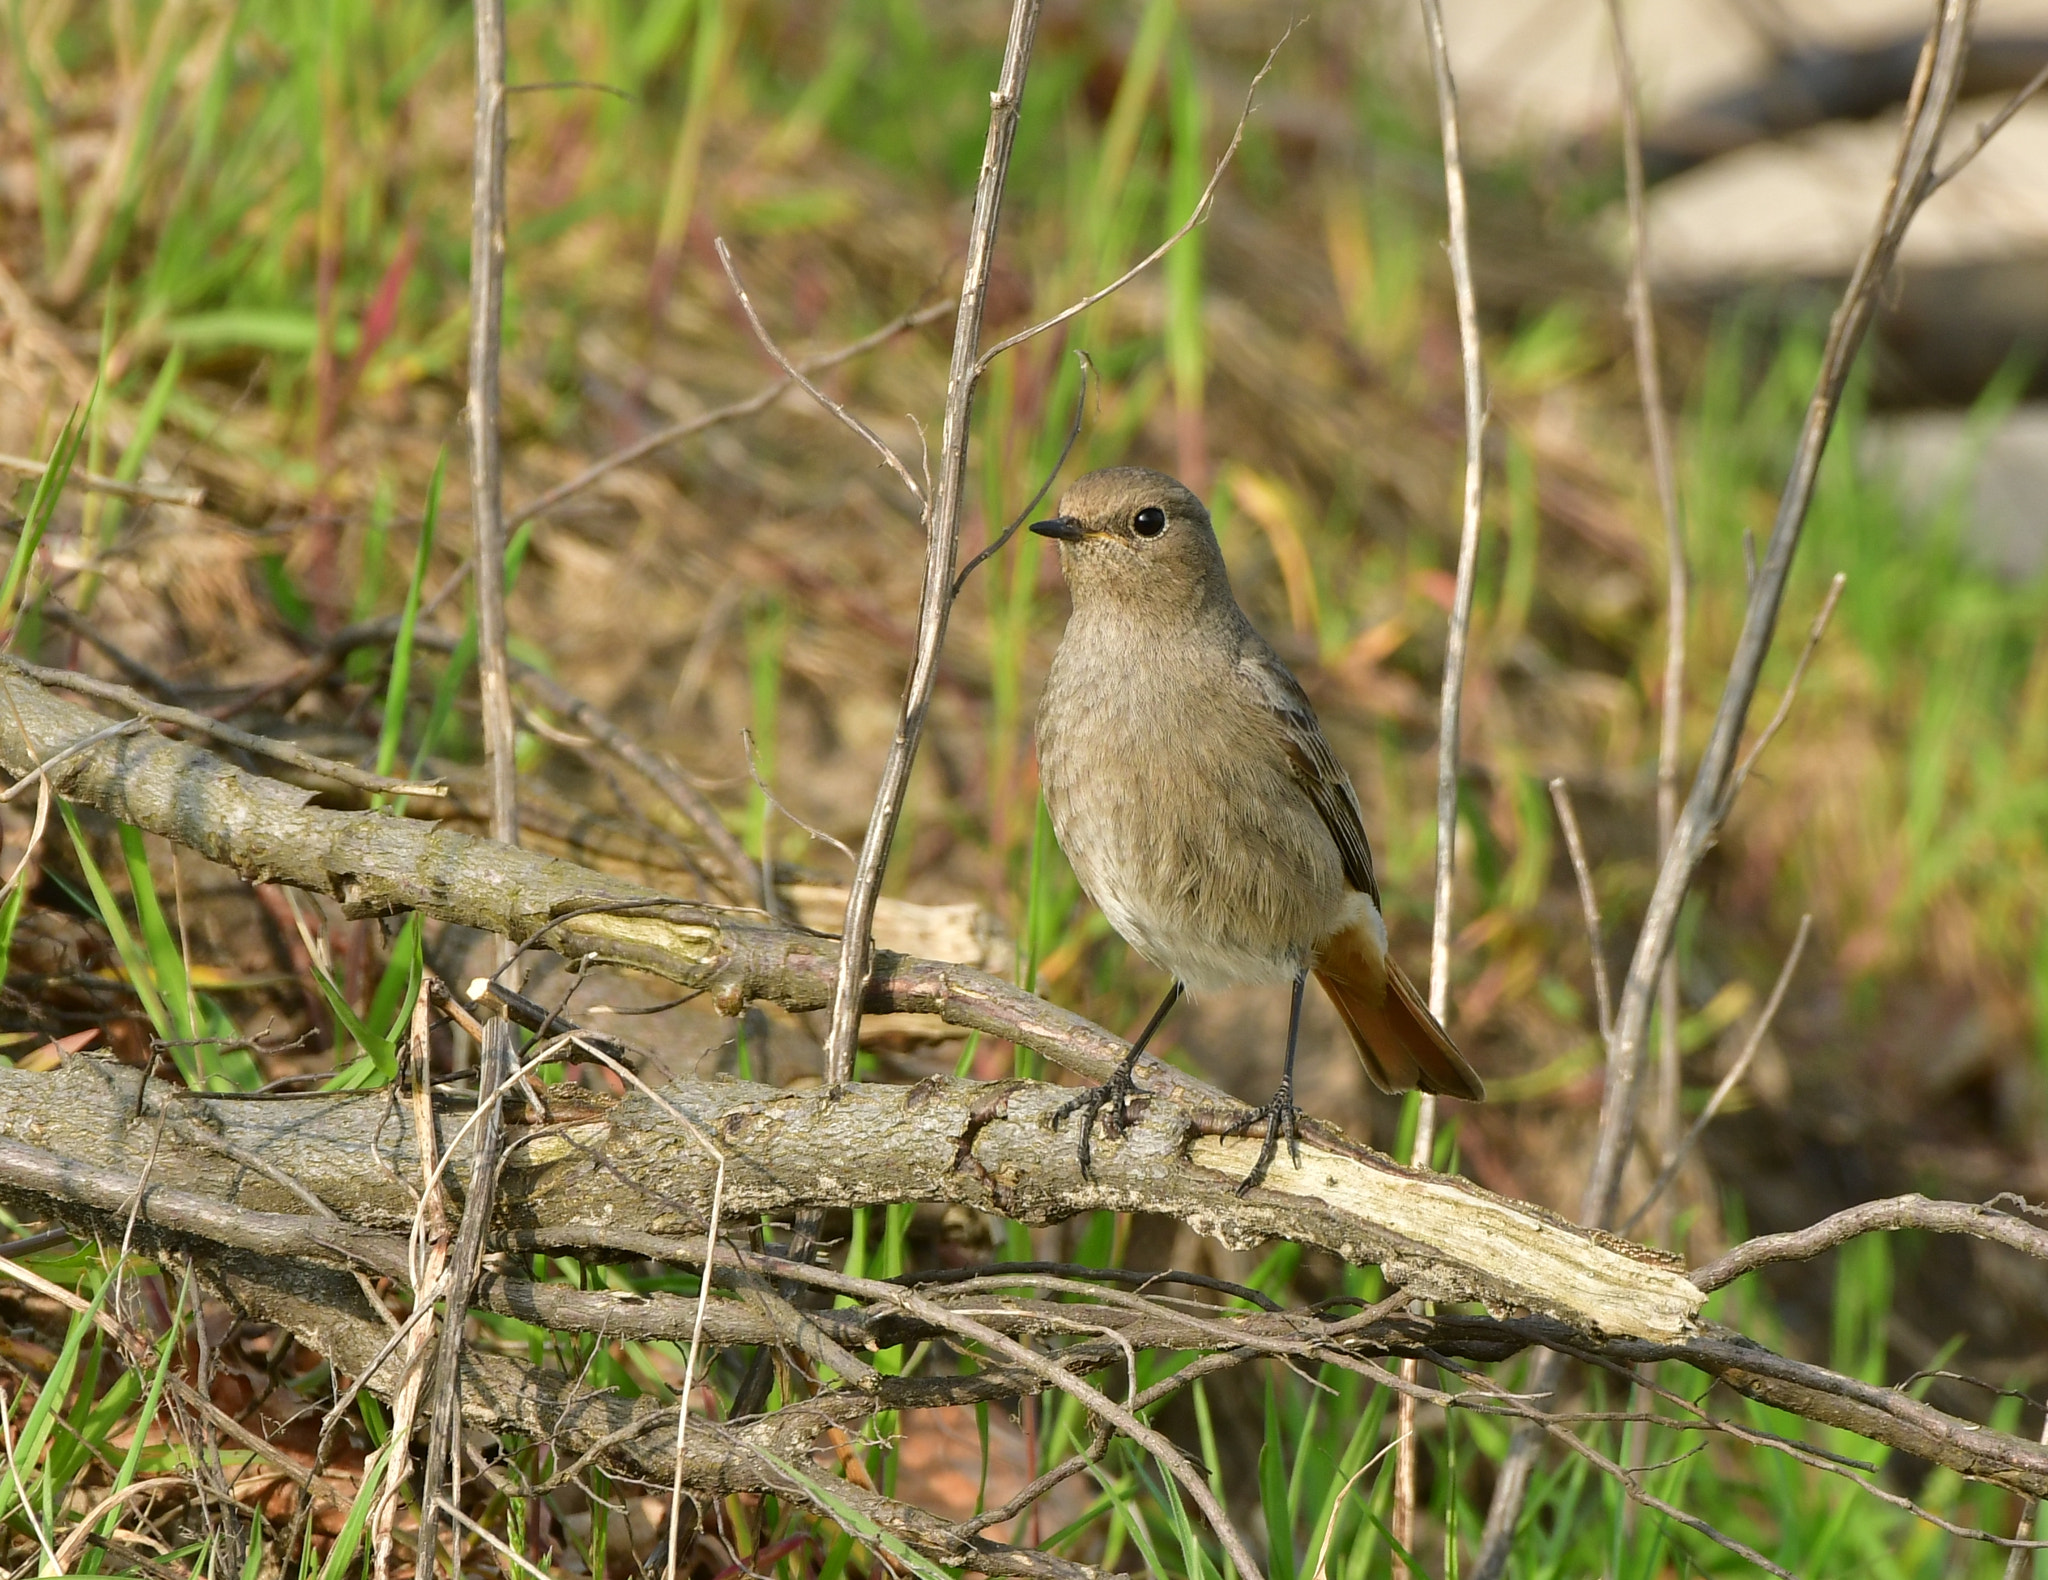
[518,301,952,536]
[1547,779,1613,1047]
[1399,0,1489,1563]
[0,453,203,507]
[421,0,514,1559]
[1929,55,2048,192]
[1579,0,1975,1233]
[1723,572,1848,813]
[1692,1193,2048,1294]
[716,239,927,506]
[1608,0,1691,1216]
[1482,9,1975,1573]
[971,35,1286,378]
[1622,914,1812,1234]
[820,0,1046,1088]
[371,993,448,1580]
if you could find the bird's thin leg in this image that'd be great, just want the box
[1230,969,1308,1192]
[1050,980,1184,1177]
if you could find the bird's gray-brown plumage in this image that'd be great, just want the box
[1032,466,1482,1130]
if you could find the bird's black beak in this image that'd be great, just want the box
[1029,516,1085,542]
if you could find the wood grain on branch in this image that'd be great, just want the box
[6,1061,2048,1503]
[0,1059,1697,1343]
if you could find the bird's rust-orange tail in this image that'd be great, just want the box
[1313,922,1484,1101]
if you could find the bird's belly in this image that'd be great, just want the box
[1040,690,1348,991]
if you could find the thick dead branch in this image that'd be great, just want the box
[0,664,1259,1103]
[5,1062,2048,1504]
[0,1059,1696,1340]
[0,655,446,798]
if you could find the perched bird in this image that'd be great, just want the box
[1032,466,1482,1184]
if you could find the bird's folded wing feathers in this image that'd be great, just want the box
[1235,637,1380,903]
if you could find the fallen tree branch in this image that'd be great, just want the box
[5,1061,2048,1505]
[0,1059,1697,1339]
[0,655,447,798]
[0,661,1323,1106]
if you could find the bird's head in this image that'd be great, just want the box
[1030,466,1230,618]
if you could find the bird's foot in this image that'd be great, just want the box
[1048,1058,1148,1178]
[1222,1082,1304,1194]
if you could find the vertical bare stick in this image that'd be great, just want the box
[468,16,516,856]
[819,0,1045,1087]
[1605,0,1691,1203]
[2003,1407,2048,1580]
[419,1,514,1568]
[1474,8,1978,1576]
[1547,779,1613,1046]
[371,992,450,1580]
[1623,914,1812,1232]
[1397,0,1489,1568]
[1578,0,1976,1235]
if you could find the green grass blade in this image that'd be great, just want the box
[0,1276,111,1528]
[746,1443,956,1580]
[58,801,172,1038]
[118,825,195,1043]
[1260,1372,1297,1580]
[365,913,423,1053]
[314,1441,390,1580]
[377,450,443,789]
[1,393,94,630]
[0,880,27,984]
[85,1294,184,1569]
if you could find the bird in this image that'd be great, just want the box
[1030,466,1482,1187]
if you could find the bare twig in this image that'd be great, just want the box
[1607,0,1691,1217]
[743,726,856,867]
[1480,13,1977,1570]
[0,454,203,508]
[1623,915,1813,1234]
[970,37,1286,377]
[0,715,145,802]
[420,0,514,1564]
[717,241,927,506]
[1448,1361,1799,1578]
[1722,572,1847,814]
[1692,1192,2048,1293]
[0,657,447,797]
[820,0,1046,1089]
[1928,55,2048,193]
[1399,0,1489,1564]
[1547,779,1613,1047]
[510,300,953,536]
[491,641,773,914]
[466,1,516,855]
[1579,0,1975,1232]
[950,352,1091,599]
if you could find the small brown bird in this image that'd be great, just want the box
[1032,467,1482,1183]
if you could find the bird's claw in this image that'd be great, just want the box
[1226,1082,1303,1194]
[1049,1060,1147,1179]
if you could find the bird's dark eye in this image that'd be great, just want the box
[1132,506,1167,538]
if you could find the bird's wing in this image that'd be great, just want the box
[1235,635,1381,905]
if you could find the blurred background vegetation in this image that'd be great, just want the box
[1,0,2046,1574]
